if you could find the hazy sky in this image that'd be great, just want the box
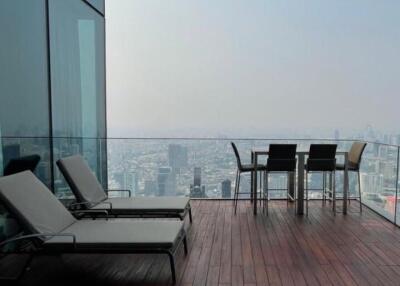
[106,0,400,137]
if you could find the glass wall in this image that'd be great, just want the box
[0,0,106,239]
[0,0,52,241]
[0,0,52,186]
[49,0,107,197]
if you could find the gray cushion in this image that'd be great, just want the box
[45,220,183,249]
[92,197,190,213]
[57,155,107,206]
[0,171,76,235]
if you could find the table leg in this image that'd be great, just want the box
[253,154,258,215]
[297,154,305,215]
[288,172,295,201]
[343,153,349,214]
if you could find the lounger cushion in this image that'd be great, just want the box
[92,197,190,213]
[0,171,76,235]
[45,220,183,249]
[57,155,107,206]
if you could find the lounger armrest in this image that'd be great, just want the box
[106,189,132,197]
[68,201,92,210]
[71,210,109,219]
[0,233,76,252]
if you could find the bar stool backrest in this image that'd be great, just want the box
[268,144,297,159]
[348,142,367,170]
[267,144,297,172]
[307,144,337,171]
[231,142,243,170]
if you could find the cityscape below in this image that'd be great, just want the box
[104,125,400,220]
[1,125,399,221]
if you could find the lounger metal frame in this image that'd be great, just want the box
[70,200,193,223]
[0,228,188,284]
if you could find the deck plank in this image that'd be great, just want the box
[10,200,400,286]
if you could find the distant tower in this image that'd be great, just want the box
[194,167,201,187]
[190,184,206,198]
[157,167,176,196]
[125,172,139,196]
[168,144,188,170]
[334,129,340,141]
[144,180,157,196]
[221,179,232,198]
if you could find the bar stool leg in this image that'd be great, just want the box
[322,172,326,206]
[266,172,269,215]
[329,172,333,202]
[259,171,263,208]
[234,171,241,214]
[332,171,336,215]
[233,169,239,210]
[348,171,351,206]
[263,171,267,214]
[262,171,265,213]
[358,170,362,213]
[306,171,309,216]
[287,172,289,208]
[294,171,297,214]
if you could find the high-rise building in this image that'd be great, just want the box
[221,179,231,198]
[144,180,157,196]
[113,171,139,196]
[168,144,188,170]
[157,167,177,196]
[190,184,206,198]
[194,167,201,187]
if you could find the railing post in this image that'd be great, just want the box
[394,147,399,225]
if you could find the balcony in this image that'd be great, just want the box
[2,1,399,285]
[1,200,399,285]
[1,137,400,285]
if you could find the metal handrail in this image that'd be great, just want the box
[0,136,399,148]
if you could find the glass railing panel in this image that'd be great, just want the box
[359,143,398,222]
[52,137,107,199]
[1,136,399,231]
[395,147,400,226]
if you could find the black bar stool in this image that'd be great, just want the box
[305,144,337,215]
[263,144,297,215]
[231,142,266,214]
[335,142,367,213]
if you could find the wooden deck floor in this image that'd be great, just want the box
[13,200,400,286]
